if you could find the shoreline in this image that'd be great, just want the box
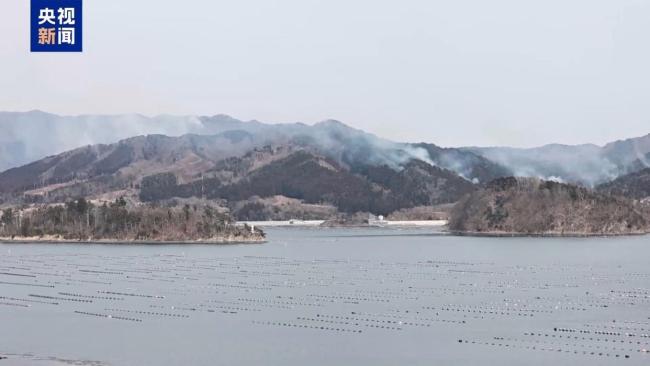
[237,220,448,228]
[449,230,650,238]
[0,235,266,245]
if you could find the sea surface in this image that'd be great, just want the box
[1,228,649,365]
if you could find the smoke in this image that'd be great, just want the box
[260,119,436,170]
[0,112,440,177]
[0,111,204,172]
[469,144,630,186]
[3,111,648,187]
[545,176,565,183]
[401,145,435,166]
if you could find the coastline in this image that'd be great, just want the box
[237,219,448,228]
[237,220,325,227]
[0,235,266,245]
[449,230,650,238]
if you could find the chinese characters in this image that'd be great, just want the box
[37,7,76,45]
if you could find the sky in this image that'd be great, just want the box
[2,0,650,148]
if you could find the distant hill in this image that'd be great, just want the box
[449,177,650,235]
[467,134,650,186]
[597,168,650,200]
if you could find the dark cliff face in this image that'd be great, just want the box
[449,177,650,235]
[597,168,650,200]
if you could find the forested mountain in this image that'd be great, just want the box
[1,111,649,223]
[3,110,650,188]
[0,125,480,217]
[0,111,507,184]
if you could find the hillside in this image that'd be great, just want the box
[0,111,507,185]
[597,168,650,200]
[4,111,650,187]
[0,132,260,195]
[139,151,476,215]
[0,131,479,218]
[449,177,650,235]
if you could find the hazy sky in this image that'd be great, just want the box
[2,0,650,147]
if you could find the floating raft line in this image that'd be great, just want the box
[0,296,58,305]
[104,308,189,318]
[252,320,362,333]
[74,311,142,322]
[201,304,261,312]
[79,269,124,275]
[0,301,29,307]
[0,271,36,278]
[0,281,54,288]
[58,292,124,301]
[503,335,645,354]
[457,338,632,359]
[98,291,164,299]
[29,294,92,303]
[527,331,650,346]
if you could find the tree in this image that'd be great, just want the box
[1,208,13,226]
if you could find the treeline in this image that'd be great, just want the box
[0,197,263,242]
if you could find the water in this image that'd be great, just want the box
[1,228,649,365]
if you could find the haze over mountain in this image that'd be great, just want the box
[0,111,206,172]
[0,111,507,183]
[0,115,499,217]
[1,111,650,225]
[1,111,649,189]
[467,136,650,186]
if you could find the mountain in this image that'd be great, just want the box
[0,128,477,217]
[4,110,650,188]
[0,132,259,195]
[449,177,650,235]
[0,111,506,185]
[597,168,650,200]
[467,134,650,186]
